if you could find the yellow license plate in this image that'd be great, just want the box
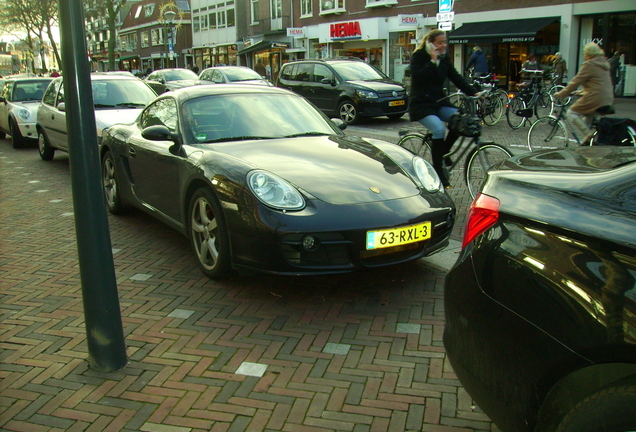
[389,100,406,106]
[366,221,431,250]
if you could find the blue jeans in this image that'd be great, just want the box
[417,106,458,139]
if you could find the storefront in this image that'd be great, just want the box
[237,40,290,82]
[192,44,237,70]
[448,17,560,91]
[297,15,421,85]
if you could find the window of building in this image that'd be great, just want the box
[251,0,259,25]
[143,4,155,18]
[320,0,344,14]
[141,31,149,48]
[300,0,312,17]
[151,28,164,46]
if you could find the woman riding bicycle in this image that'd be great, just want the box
[408,29,478,188]
[553,42,614,145]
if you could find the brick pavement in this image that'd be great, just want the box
[0,142,496,431]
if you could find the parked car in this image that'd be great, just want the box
[444,146,636,432]
[198,66,273,86]
[0,76,53,148]
[37,73,157,160]
[144,68,199,93]
[99,84,455,279]
[277,57,408,124]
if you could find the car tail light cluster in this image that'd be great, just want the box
[462,193,501,248]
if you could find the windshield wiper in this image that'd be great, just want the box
[284,132,329,138]
[115,103,147,108]
[201,136,276,143]
[94,103,116,108]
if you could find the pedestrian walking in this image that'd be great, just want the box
[466,46,488,77]
[552,52,567,85]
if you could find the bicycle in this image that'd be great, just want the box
[506,69,553,129]
[526,102,635,151]
[449,73,508,126]
[398,92,513,198]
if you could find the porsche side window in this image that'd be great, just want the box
[141,98,178,131]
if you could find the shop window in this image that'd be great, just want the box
[141,31,149,48]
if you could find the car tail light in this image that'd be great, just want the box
[462,193,500,248]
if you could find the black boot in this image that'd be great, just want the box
[443,130,460,166]
[431,138,450,188]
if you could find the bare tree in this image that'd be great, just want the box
[0,0,60,73]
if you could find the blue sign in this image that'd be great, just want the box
[439,0,452,12]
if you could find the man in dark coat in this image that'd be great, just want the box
[466,46,488,77]
[409,29,478,187]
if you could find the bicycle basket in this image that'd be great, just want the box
[449,113,481,137]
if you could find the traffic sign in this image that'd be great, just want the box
[439,0,452,12]
[436,11,454,22]
[438,21,453,31]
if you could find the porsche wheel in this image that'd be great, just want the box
[338,100,359,124]
[101,150,126,214]
[38,130,55,161]
[188,188,231,279]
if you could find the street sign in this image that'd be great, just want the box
[438,21,453,31]
[439,0,452,13]
[436,11,454,22]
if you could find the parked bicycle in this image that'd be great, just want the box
[527,102,636,151]
[450,73,508,126]
[506,69,553,129]
[398,92,513,198]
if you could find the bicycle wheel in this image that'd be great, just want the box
[482,95,505,126]
[448,92,465,110]
[493,89,509,107]
[535,91,554,118]
[527,116,569,151]
[549,85,572,107]
[464,143,512,198]
[506,96,527,129]
[398,133,432,161]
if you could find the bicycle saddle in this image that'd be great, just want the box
[596,105,615,115]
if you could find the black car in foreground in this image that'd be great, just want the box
[100,84,455,279]
[444,146,636,432]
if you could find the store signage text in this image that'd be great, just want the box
[399,15,420,26]
[502,36,535,42]
[287,28,305,38]
[330,21,362,40]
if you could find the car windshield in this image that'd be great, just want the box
[92,79,157,108]
[164,69,198,81]
[183,92,341,144]
[330,61,387,81]
[223,68,263,82]
[13,79,53,102]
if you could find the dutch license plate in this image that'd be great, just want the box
[389,100,406,106]
[366,221,431,250]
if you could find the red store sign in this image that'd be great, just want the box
[330,21,362,40]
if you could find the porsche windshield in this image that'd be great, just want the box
[183,93,341,144]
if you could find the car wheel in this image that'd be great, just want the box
[38,130,55,161]
[556,385,636,432]
[101,150,126,214]
[10,118,24,149]
[188,188,231,279]
[338,100,359,124]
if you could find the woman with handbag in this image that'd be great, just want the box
[408,29,478,188]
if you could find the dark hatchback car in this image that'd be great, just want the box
[277,58,407,124]
[444,146,636,432]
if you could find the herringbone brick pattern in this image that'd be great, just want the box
[1,142,495,432]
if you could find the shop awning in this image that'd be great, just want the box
[448,17,558,44]
[118,55,139,61]
[238,40,290,55]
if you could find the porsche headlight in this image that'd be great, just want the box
[18,108,31,121]
[413,157,442,192]
[248,170,305,210]
[356,89,378,99]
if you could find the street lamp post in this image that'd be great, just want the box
[164,10,176,68]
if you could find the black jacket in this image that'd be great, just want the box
[408,48,476,122]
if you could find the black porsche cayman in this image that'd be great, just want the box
[100,84,455,278]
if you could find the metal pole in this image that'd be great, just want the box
[57,0,127,372]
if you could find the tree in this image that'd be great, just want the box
[0,0,60,73]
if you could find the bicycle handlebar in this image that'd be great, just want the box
[437,91,488,103]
